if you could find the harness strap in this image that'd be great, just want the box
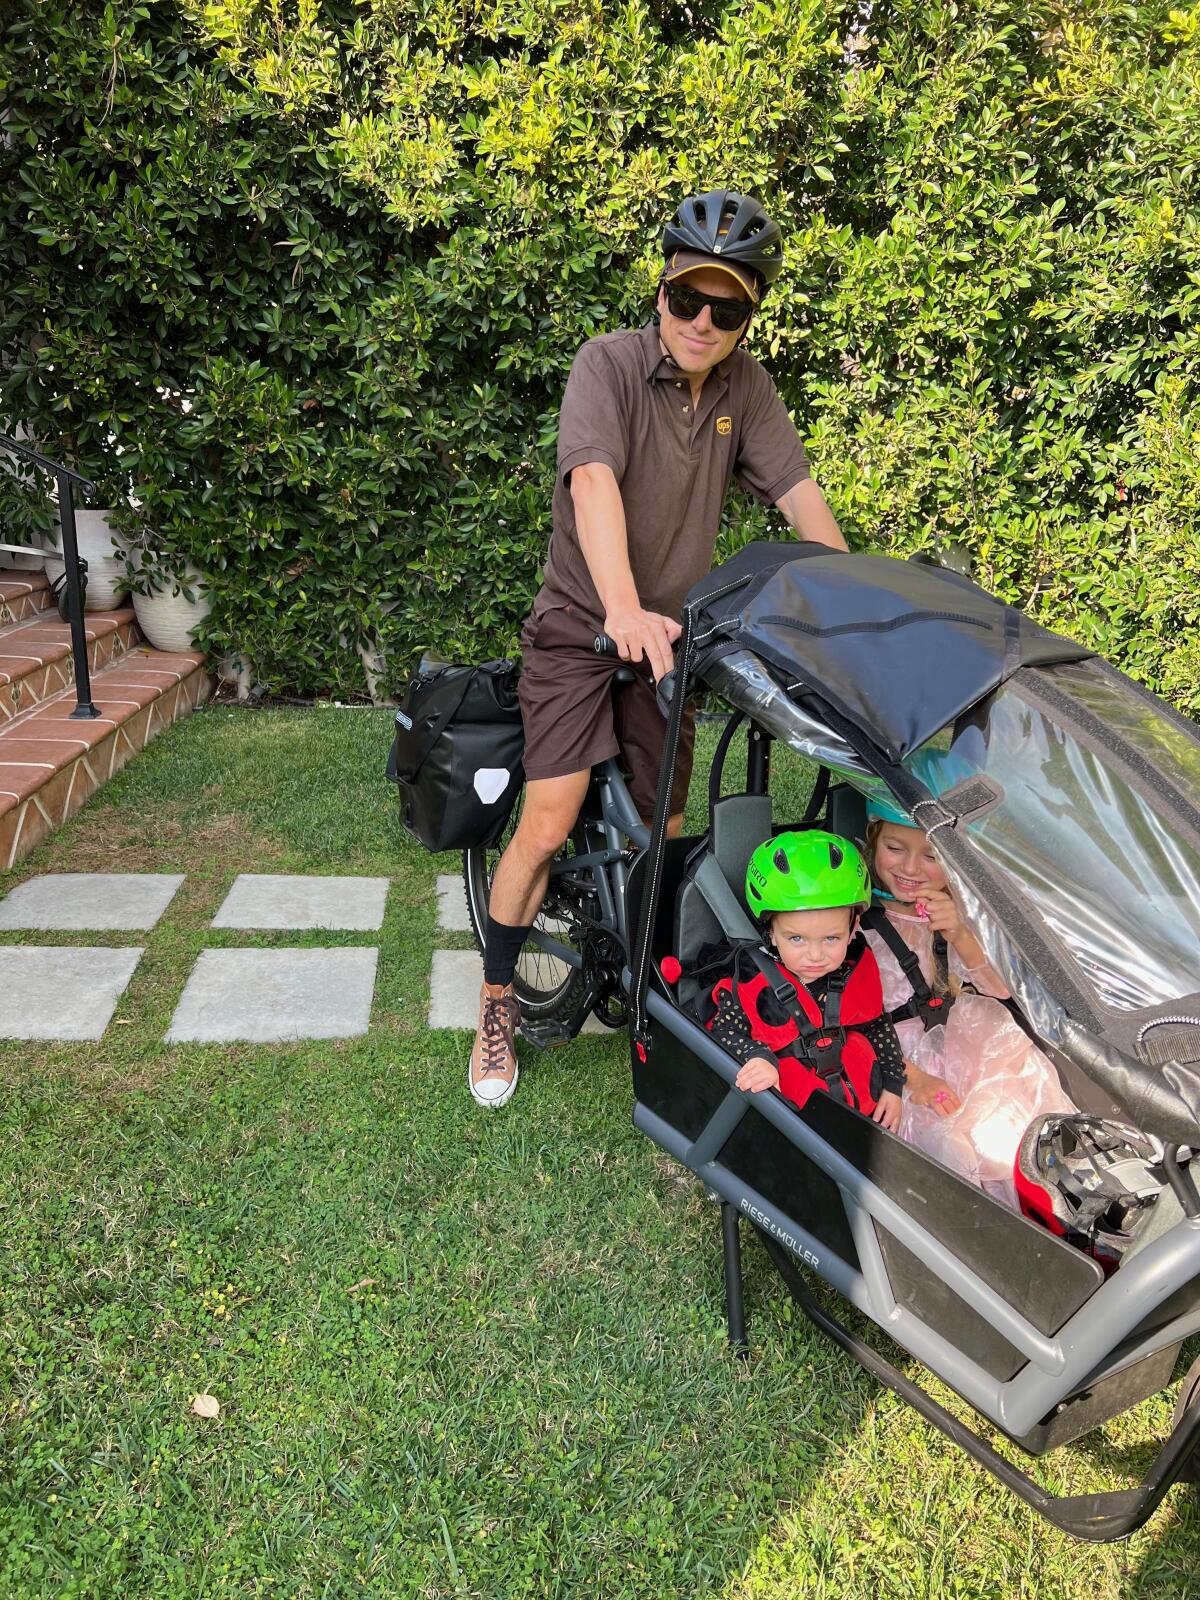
[1071,1194,1119,1240]
[688,942,864,1099]
[862,905,955,1029]
[734,946,856,1093]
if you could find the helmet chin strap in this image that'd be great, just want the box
[649,313,680,367]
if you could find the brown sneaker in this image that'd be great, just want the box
[468,983,520,1108]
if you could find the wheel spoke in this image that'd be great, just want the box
[462,796,588,1020]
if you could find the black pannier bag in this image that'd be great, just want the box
[386,659,524,852]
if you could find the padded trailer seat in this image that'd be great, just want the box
[824,780,867,844]
[673,793,770,1006]
[672,783,869,1008]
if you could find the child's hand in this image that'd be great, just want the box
[919,889,962,937]
[873,1090,902,1132]
[736,1056,780,1094]
[922,889,991,969]
[905,1063,962,1116]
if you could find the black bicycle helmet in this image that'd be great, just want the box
[662,190,784,289]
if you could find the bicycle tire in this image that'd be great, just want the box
[462,793,591,1022]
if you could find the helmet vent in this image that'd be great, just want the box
[828,843,843,869]
[773,848,790,873]
[662,190,784,289]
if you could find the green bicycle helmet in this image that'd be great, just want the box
[745,830,871,917]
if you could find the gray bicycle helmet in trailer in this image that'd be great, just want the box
[663,190,784,293]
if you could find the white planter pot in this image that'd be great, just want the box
[43,509,129,611]
[131,567,211,653]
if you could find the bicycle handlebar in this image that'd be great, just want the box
[594,633,677,709]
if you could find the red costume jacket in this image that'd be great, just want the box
[709,942,886,1114]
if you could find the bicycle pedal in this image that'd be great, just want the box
[518,1017,578,1050]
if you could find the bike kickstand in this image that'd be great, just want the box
[721,1201,750,1359]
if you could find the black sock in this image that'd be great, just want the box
[484,914,532,987]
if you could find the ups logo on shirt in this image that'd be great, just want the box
[715,416,732,435]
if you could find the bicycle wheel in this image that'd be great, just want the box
[462,792,590,1021]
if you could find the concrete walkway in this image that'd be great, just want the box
[0,871,607,1042]
[0,872,386,1042]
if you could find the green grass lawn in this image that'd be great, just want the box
[0,705,1196,1599]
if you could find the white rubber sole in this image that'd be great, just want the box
[468,1056,519,1109]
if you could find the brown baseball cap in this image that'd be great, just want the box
[662,249,760,304]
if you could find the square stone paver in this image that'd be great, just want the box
[211,875,389,930]
[0,947,144,1039]
[167,947,379,1042]
[436,874,472,933]
[429,949,605,1034]
[0,873,184,931]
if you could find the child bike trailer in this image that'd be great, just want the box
[625,540,1200,1542]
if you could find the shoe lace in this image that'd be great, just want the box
[478,992,517,1076]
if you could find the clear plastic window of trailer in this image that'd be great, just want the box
[908,661,1200,1014]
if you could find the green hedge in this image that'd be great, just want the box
[2,1,1198,710]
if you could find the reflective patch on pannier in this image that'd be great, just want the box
[473,767,513,805]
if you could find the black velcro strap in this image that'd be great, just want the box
[864,905,930,997]
[1071,1195,1115,1241]
[863,904,955,1030]
[822,966,847,1030]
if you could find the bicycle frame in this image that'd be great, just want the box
[524,758,649,977]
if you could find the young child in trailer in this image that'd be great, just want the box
[706,830,907,1131]
[863,795,1075,1206]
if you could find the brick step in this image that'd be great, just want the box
[0,646,211,868]
[0,569,57,627]
[0,607,141,724]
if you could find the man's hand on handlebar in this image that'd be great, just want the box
[602,607,681,684]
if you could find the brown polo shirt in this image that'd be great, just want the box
[535,319,810,625]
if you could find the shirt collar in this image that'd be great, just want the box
[639,319,735,385]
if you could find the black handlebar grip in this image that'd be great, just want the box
[594,633,617,656]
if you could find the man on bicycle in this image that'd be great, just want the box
[470,188,848,1108]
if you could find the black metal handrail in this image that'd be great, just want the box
[0,433,100,719]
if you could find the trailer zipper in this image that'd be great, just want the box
[1136,1015,1200,1044]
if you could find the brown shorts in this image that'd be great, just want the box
[518,604,695,820]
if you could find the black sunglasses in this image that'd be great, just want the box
[663,280,753,332]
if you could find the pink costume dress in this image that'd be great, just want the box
[864,908,1075,1208]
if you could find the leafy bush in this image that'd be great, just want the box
[1,1,1198,710]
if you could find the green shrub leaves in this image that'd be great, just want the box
[2,2,1198,710]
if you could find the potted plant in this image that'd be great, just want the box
[39,459,133,612]
[44,511,131,612]
[124,543,212,653]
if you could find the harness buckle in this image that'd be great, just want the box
[917,993,953,1029]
